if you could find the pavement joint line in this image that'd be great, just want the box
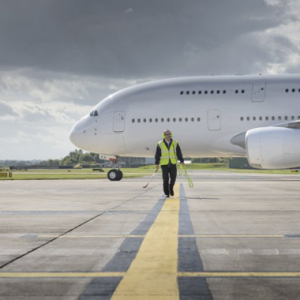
[0,211,106,270]
[0,187,156,270]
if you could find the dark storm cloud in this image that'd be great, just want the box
[0,0,282,78]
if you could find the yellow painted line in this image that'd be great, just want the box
[35,234,287,239]
[0,272,125,278]
[178,272,300,277]
[39,235,145,238]
[111,184,181,300]
[179,235,285,238]
[2,272,300,278]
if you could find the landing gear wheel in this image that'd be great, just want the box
[107,169,123,181]
[108,169,118,181]
[117,170,123,180]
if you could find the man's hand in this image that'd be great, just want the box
[155,164,159,172]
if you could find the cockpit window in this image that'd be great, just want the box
[89,110,98,117]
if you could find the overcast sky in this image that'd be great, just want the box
[1,0,300,160]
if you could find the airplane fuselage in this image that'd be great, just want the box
[70,74,300,160]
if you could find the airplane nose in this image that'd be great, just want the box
[69,125,79,147]
[69,121,84,148]
[69,116,97,150]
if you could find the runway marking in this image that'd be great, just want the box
[33,234,295,239]
[110,184,181,300]
[179,234,285,238]
[39,235,145,238]
[178,272,300,277]
[0,272,125,278]
[2,272,300,278]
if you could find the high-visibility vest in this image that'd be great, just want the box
[158,140,178,165]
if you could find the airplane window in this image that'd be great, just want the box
[242,90,245,93]
[132,119,135,123]
[155,118,158,122]
[211,91,214,94]
[191,117,194,122]
[161,118,164,122]
[253,117,256,121]
[192,91,196,94]
[223,90,226,94]
[197,117,201,122]
[259,117,262,121]
[180,91,184,95]
[241,117,244,121]
[149,118,152,122]
[198,91,202,94]
[272,116,275,120]
[143,118,146,122]
[186,91,190,95]
[278,116,281,120]
[179,118,182,122]
[204,91,208,94]
[285,89,289,93]
[298,116,300,119]
[235,90,238,94]
[94,110,98,117]
[167,118,170,122]
[185,117,188,122]
[299,89,300,93]
[292,89,295,93]
[247,117,250,121]
[90,110,94,117]
[265,117,269,121]
[285,116,288,120]
[138,118,141,123]
[173,118,176,122]
[292,116,295,120]
[217,90,220,94]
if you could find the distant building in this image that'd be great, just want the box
[118,157,146,167]
[229,157,253,169]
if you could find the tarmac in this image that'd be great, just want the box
[1,171,300,299]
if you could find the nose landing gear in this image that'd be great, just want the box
[107,169,123,181]
[99,155,123,181]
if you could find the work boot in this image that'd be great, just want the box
[170,187,174,196]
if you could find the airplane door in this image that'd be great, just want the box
[113,112,125,132]
[252,82,266,102]
[208,109,221,131]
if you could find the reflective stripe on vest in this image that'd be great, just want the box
[158,140,178,165]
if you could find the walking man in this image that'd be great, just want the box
[155,129,184,197]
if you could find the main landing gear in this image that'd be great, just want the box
[107,169,123,181]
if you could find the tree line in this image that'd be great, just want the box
[42,150,102,167]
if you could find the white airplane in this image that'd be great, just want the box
[70,74,300,181]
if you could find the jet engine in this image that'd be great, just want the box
[246,127,300,169]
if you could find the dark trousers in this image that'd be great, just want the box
[161,164,177,196]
